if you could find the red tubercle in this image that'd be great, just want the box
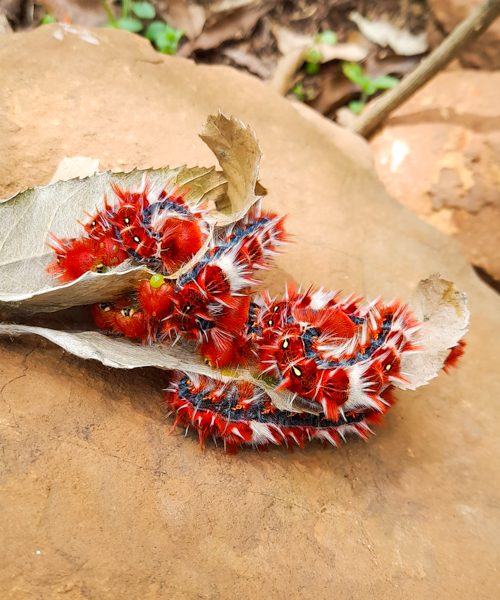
[91,302,118,331]
[137,278,174,321]
[81,195,113,238]
[119,226,158,258]
[110,182,150,212]
[48,237,100,282]
[201,332,252,369]
[112,306,149,340]
[47,232,129,282]
[197,265,231,297]
[443,340,466,373]
[91,297,131,331]
[95,234,129,267]
[159,218,204,273]
[320,368,350,420]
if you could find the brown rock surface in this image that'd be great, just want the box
[1,25,499,599]
[428,0,500,69]
[371,69,500,284]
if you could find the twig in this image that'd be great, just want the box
[101,1,117,26]
[351,0,500,138]
[270,48,307,96]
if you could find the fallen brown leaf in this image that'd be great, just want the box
[223,46,272,78]
[180,0,274,54]
[350,11,428,56]
[160,0,206,41]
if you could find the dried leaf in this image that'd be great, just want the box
[272,24,368,63]
[400,274,470,390]
[271,23,310,54]
[223,47,272,79]
[270,47,306,96]
[180,0,273,54]
[318,43,368,64]
[350,11,428,56]
[211,0,257,12]
[0,323,313,412]
[200,113,262,222]
[161,0,206,40]
[49,156,100,183]
[0,323,223,377]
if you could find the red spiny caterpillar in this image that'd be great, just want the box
[48,181,209,281]
[251,286,420,421]
[166,373,390,452]
[48,179,466,452]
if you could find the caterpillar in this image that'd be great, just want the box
[48,182,466,452]
[251,286,420,421]
[162,208,287,367]
[166,372,392,452]
[48,180,209,281]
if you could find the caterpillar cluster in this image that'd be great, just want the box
[49,180,465,451]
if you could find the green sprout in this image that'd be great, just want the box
[40,14,56,24]
[145,21,184,54]
[314,30,337,45]
[303,30,337,76]
[102,1,183,54]
[342,62,398,114]
[131,2,156,20]
[291,82,316,103]
[304,47,322,76]
[109,1,156,33]
[115,16,143,32]
[292,83,306,102]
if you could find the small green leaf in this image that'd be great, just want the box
[342,62,366,87]
[291,83,305,102]
[348,100,365,114]
[131,2,156,20]
[145,20,167,41]
[153,24,184,54]
[305,62,320,76]
[372,75,399,90]
[40,14,56,24]
[315,30,337,45]
[363,80,378,96]
[304,47,322,65]
[116,17,143,33]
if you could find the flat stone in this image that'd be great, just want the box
[1,25,499,599]
[371,69,500,283]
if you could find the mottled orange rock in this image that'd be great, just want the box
[371,69,500,283]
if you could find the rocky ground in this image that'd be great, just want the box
[0,23,499,599]
[371,69,500,290]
